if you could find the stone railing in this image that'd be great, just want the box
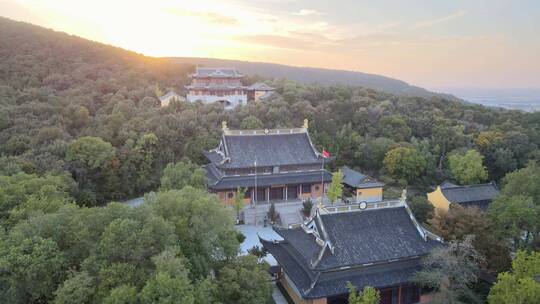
[224,128,306,136]
[322,199,404,213]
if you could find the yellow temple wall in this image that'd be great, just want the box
[427,186,451,211]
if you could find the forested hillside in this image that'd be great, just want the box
[169,57,446,98]
[1,17,539,204]
[1,17,540,304]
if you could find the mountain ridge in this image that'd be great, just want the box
[168,56,458,100]
[0,16,457,100]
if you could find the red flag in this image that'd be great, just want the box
[322,149,331,158]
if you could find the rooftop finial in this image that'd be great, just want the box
[222,121,228,131]
[303,118,309,129]
[401,188,407,202]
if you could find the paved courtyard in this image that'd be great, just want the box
[235,224,282,265]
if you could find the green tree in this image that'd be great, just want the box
[139,246,194,304]
[134,133,159,190]
[140,272,194,304]
[383,147,426,185]
[360,137,395,172]
[448,149,488,185]
[0,172,75,225]
[488,250,540,304]
[327,170,344,205]
[66,136,115,170]
[103,285,138,304]
[488,162,540,250]
[1,237,66,303]
[489,195,539,250]
[233,187,247,222]
[160,161,206,191]
[98,216,176,265]
[347,282,380,304]
[240,115,264,129]
[500,162,540,203]
[66,136,117,205]
[96,263,142,299]
[53,272,95,304]
[333,123,364,168]
[377,114,411,142]
[413,236,484,304]
[149,188,239,278]
[408,196,434,224]
[216,255,272,304]
[193,278,220,304]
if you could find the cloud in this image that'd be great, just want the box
[412,10,468,29]
[236,34,311,50]
[165,8,238,25]
[292,9,323,16]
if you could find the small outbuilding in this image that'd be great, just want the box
[341,166,384,202]
[159,90,185,107]
[246,82,276,102]
[427,181,499,211]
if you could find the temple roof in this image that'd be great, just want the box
[440,181,499,208]
[191,67,243,78]
[247,82,275,91]
[341,166,385,189]
[204,163,332,190]
[159,90,182,101]
[261,205,442,298]
[204,128,328,169]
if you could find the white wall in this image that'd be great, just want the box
[186,94,247,109]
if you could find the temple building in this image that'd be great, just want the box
[203,120,333,205]
[247,82,276,102]
[341,166,385,202]
[185,67,275,109]
[159,90,185,107]
[427,181,499,211]
[261,198,443,304]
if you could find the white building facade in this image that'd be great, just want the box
[186,67,247,109]
[185,67,274,109]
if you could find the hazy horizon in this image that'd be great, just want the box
[1,0,539,91]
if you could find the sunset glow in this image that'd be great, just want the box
[2,0,539,89]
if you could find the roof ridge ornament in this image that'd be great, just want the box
[400,188,407,203]
[222,121,229,132]
[303,118,309,130]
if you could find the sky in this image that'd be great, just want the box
[1,0,539,90]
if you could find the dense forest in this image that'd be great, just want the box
[1,17,539,303]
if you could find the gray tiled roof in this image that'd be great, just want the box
[440,182,499,208]
[261,206,441,298]
[341,166,385,189]
[247,82,275,91]
[205,164,332,190]
[260,239,315,294]
[192,67,243,78]
[308,258,423,298]
[315,207,439,269]
[159,91,182,101]
[207,132,325,169]
[257,91,276,100]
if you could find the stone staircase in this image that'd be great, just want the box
[242,200,304,226]
[279,211,303,227]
